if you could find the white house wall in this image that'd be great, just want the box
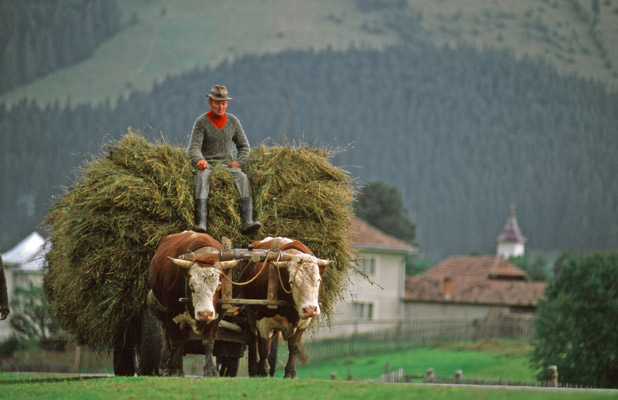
[497,242,525,259]
[317,250,406,338]
[0,268,44,340]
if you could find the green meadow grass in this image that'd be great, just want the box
[2,340,618,399]
[1,375,616,400]
[296,339,536,382]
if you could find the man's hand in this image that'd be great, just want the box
[197,159,208,170]
[0,310,9,320]
[229,161,240,168]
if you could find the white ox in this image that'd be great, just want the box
[242,236,329,378]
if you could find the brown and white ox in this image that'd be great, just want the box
[148,231,240,377]
[240,237,329,378]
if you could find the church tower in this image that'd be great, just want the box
[496,204,527,259]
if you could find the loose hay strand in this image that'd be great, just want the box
[43,130,356,349]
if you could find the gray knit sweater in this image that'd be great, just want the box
[187,113,250,168]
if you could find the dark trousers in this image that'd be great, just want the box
[194,167,251,199]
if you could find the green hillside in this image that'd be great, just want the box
[1,0,617,108]
[0,0,396,107]
[1,0,617,262]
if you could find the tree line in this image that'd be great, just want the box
[0,0,121,94]
[1,42,617,262]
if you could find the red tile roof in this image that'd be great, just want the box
[425,256,528,280]
[404,255,545,307]
[349,217,416,254]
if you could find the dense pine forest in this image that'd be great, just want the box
[2,39,616,262]
[0,0,121,94]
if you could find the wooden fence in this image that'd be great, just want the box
[299,314,533,363]
[376,365,594,389]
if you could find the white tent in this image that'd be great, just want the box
[2,232,48,271]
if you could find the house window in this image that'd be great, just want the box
[358,257,376,275]
[352,301,374,321]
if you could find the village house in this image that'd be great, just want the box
[402,206,544,332]
[402,255,545,320]
[0,232,48,340]
[320,217,417,338]
[318,206,543,340]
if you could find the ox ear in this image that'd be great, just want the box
[168,256,194,271]
[215,259,242,270]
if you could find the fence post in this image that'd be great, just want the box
[425,367,435,383]
[455,369,463,384]
[72,345,81,373]
[548,365,558,387]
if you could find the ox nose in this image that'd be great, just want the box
[196,310,215,321]
[302,306,318,318]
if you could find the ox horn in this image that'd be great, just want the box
[215,259,242,270]
[317,259,331,267]
[168,256,195,270]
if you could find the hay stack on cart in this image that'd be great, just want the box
[43,130,356,350]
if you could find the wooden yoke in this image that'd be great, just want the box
[220,237,233,309]
[266,239,281,309]
[179,238,297,309]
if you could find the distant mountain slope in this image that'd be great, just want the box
[2,44,616,262]
[0,0,397,107]
[1,0,616,108]
[0,0,121,94]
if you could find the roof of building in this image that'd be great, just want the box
[349,217,416,254]
[404,255,544,307]
[425,255,528,281]
[2,232,49,271]
[496,205,527,243]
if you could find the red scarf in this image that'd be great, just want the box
[207,111,227,129]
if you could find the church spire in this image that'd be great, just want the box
[496,204,526,259]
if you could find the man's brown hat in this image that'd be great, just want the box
[207,85,232,100]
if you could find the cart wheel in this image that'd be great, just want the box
[218,356,240,377]
[113,316,139,376]
[113,308,162,376]
[137,307,162,376]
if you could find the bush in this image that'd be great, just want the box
[531,252,618,388]
[0,335,31,357]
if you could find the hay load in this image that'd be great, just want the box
[43,130,355,349]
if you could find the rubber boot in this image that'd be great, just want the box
[240,197,261,234]
[194,198,208,233]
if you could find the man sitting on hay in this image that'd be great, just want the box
[188,84,261,234]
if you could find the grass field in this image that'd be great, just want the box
[0,339,575,384]
[1,374,616,400]
[296,339,536,382]
[2,340,618,398]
